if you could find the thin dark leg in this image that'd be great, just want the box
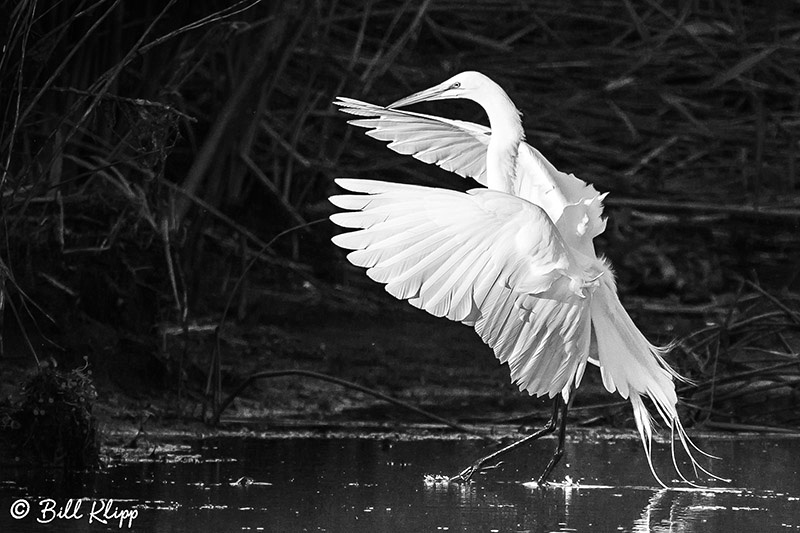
[536,396,570,484]
[451,396,563,483]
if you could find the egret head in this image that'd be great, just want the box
[388,71,495,109]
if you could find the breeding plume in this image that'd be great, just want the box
[329,71,724,486]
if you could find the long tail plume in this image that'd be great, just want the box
[590,272,729,487]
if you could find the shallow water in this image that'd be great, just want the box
[1,432,799,532]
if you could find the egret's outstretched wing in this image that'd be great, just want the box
[334,97,607,257]
[330,178,593,399]
[335,97,491,185]
[516,145,608,258]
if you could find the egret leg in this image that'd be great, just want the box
[450,397,567,483]
[536,396,570,484]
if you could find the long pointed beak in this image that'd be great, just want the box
[388,83,449,109]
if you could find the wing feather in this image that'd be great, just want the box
[334,97,607,257]
[335,97,490,185]
[515,144,608,258]
[418,242,491,317]
[330,178,594,398]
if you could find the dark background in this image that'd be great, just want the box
[2,0,799,434]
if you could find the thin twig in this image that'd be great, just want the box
[605,197,800,220]
[741,279,800,326]
[215,369,479,434]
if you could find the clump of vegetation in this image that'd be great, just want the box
[10,362,99,470]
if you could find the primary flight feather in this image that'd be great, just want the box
[330,71,725,486]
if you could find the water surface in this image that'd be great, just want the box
[1,432,798,532]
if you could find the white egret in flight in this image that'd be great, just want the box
[329,71,726,487]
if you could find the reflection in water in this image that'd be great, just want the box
[421,477,783,533]
[0,434,797,532]
[635,489,670,532]
[634,488,729,533]
[633,486,771,533]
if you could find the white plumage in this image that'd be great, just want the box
[330,71,725,486]
[331,180,593,400]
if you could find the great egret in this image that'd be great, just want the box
[329,71,725,487]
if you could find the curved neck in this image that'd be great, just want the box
[472,83,524,193]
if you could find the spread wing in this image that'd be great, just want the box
[335,97,491,185]
[516,144,608,259]
[329,178,593,398]
[335,97,607,258]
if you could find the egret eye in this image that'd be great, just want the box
[451,82,461,89]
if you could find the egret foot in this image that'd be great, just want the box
[449,460,504,483]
